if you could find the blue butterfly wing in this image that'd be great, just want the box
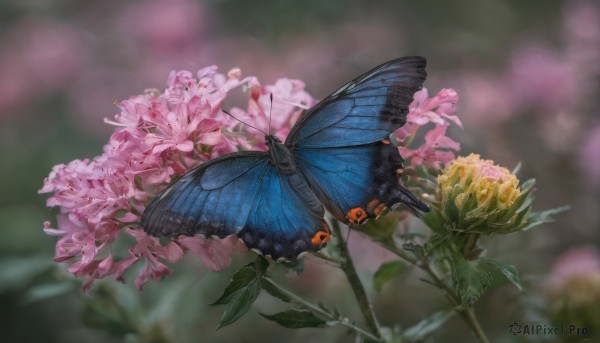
[287,57,429,223]
[141,152,328,260]
[295,142,428,224]
[286,56,426,148]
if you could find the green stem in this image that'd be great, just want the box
[420,262,490,343]
[404,125,420,148]
[376,239,419,265]
[261,277,381,342]
[379,240,490,343]
[464,308,490,343]
[331,222,383,339]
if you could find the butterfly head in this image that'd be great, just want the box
[264,135,281,147]
[266,135,297,174]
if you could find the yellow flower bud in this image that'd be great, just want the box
[416,153,567,259]
[423,153,536,243]
[438,154,520,211]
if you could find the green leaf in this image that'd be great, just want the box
[210,264,256,306]
[424,234,452,258]
[254,255,270,275]
[148,276,195,321]
[402,308,456,342]
[217,278,261,329]
[211,259,269,329]
[82,286,137,337]
[260,310,326,329]
[260,278,291,303]
[398,231,427,241]
[24,282,74,303]
[521,206,570,231]
[511,161,522,175]
[442,188,460,222]
[448,252,492,305]
[0,255,54,293]
[515,179,536,212]
[403,242,428,261]
[478,258,522,291]
[374,260,408,293]
[421,209,447,234]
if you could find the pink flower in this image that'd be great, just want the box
[399,126,460,169]
[509,45,580,110]
[579,124,600,188]
[394,88,462,168]
[407,88,462,128]
[39,65,272,290]
[543,246,600,326]
[178,235,247,272]
[449,0,600,136]
[545,246,600,290]
[456,73,517,125]
[118,0,205,57]
[0,18,89,113]
[563,0,600,75]
[250,78,314,141]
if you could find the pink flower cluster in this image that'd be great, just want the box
[39,65,313,290]
[0,19,89,114]
[39,64,461,291]
[544,246,600,291]
[395,88,462,169]
[457,0,600,152]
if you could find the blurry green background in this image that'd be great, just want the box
[1,0,599,342]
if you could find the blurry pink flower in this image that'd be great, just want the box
[118,0,205,57]
[450,0,600,137]
[178,235,247,272]
[563,0,600,75]
[457,73,517,125]
[579,124,600,188]
[394,88,462,168]
[543,246,600,331]
[113,0,211,90]
[545,246,600,290]
[0,18,89,113]
[509,45,580,110]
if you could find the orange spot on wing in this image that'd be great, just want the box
[374,203,387,217]
[367,198,380,210]
[311,229,331,246]
[381,139,390,144]
[347,207,368,224]
[367,198,388,217]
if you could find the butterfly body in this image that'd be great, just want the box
[266,135,297,174]
[142,57,430,260]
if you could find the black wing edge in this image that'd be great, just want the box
[285,56,427,145]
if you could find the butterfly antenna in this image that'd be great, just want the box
[268,93,273,136]
[222,109,267,135]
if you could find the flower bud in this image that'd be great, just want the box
[431,154,531,235]
[543,247,600,338]
[423,154,539,259]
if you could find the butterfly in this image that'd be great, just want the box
[141,56,429,260]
